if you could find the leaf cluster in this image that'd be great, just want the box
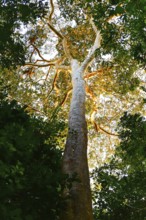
[56,22,95,61]
[0,0,49,68]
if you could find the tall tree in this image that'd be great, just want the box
[1,0,146,219]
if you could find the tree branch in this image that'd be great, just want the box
[84,67,112,79]
[46,0,63,39]
[31,44,52,62]
[44,66,52,82]
[29,48,35,62]
[84,70,103,79]
[60,88,72,106]
[85,84,96,101]
[98,125,119,136]
[90,107,119,136]
[93,120,119,136]
[47,21,64,39]
[62,38,73,60]
[25,63,55,67]
[48,0,72,60]
[49,0,54,22]
[81,18,101,72]
[25,56,68,68]
[48,70,60,96]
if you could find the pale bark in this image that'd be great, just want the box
[60,16,101,220]
[61,59,93,220]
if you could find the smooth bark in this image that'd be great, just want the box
[61,59,93,220]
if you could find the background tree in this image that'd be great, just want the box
[92,113,146,220]
[0,85,68,220]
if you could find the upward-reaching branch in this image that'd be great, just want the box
[46,0,64,39]
[81,18,101,72]
[47,21,64,39]
[46,0,72,61]
[62,38,72,61]
[49,0,54,22]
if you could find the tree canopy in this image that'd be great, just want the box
[0,0,146,219]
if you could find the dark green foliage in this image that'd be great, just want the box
[92,113,146,220]
[58,0,146,68]
[0,96,67,219]
[93,1,146,68]
[0,0,48,68]
[118,113,146,162]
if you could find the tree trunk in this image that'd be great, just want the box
[61,59,93,220]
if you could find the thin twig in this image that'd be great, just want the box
[60,88,72,106]
[98,125,119,136]
[44,66,52,82]
[52,70,60,94]
[84,70,103,79]
[29,48,35,62]
[31,44,52,62]
[25,63,55,67]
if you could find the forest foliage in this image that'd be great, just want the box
[0,85,68,220]
[0,0,48,67]
[92,113,146,220]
